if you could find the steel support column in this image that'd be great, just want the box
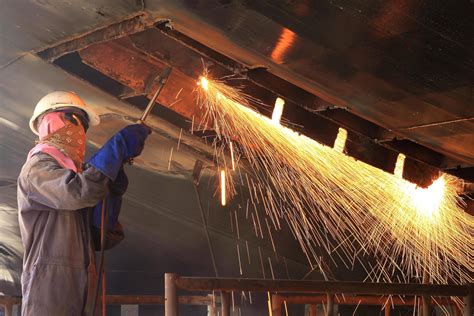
[463,289,472,316]
[4,304,12,316]
[165,273,179,316]
[220,292,230,316]
[422,271,431,316]
[271,294,283,316]
[326,294,334,316]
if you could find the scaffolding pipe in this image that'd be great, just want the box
[4,304,12,316]
[463,290,472,316]
[422,271,431,316]
[271,294,457,307]
[174,277,470,297]
[271,295,283,315]
[165,273,179,316]
[164,275,472,315]
[220,291,230,316]
[326,294,334,316]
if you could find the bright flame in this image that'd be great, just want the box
[408,177,445,219]
[333,128,347,153]
[272,97,285,124]
[394,153,405,178]
[199,77,209,91]
[221,170,226,206]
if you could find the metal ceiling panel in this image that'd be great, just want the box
[401,120,474,166]
[145,0,474,165]
[0,0,140,68]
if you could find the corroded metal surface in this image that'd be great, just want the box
[0,0,140,67]
[79,38,203,123]
[145,0,474,166]
[75,31,441,186]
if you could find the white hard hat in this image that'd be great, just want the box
[29,91,100,135]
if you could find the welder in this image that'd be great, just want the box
[17,91,151,315]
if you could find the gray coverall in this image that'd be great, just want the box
[17,152,108,316]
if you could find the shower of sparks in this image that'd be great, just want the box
[394,153,406,178]
[272,97,285,124]
[268,256,275,279]
[333,127,347,153]
[168,147,174,171]
[267,292,273,316]
[245,240,251,264]
[177,128,183,150]
[237,243,243,275]
[259,246,266,279]
[230,141,236,170]
[197,76,473,285]
[221,170,227,206]
[235,210,240,239]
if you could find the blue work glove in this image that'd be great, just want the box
[92,167,128,229]
[91,168,128,250]
[88,124,151,180]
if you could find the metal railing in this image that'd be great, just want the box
[164,273,473,316]
[2,276,471,316]
[0,294,213,316]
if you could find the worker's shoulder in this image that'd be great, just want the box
[19,152,61,177]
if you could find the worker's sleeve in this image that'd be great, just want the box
[25,154,109,210]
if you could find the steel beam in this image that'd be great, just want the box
[79,38,204,123]
[271,294,457,307]
[39,13,162,62]
[38,17,473,186]
[48,28,463,186]
[175,277,470,297]
[104,295,211,305]
[128,28,442,186]
[144,26,467,182]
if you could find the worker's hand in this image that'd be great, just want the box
[87,124,151,180]
[119,124,151,159]
[109,167,128,196]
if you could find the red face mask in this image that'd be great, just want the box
[35,112,87,172]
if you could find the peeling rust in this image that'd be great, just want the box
[38,13,168,62]
[79,38,203,123]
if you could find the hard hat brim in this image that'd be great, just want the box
[29,103,100,135]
